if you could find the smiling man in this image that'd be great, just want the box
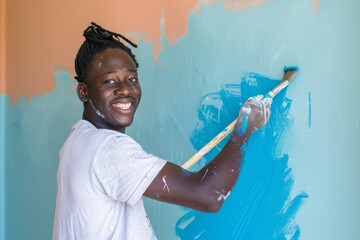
[78,47,141,132]
[52,22,272,240]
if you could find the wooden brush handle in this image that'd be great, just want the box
[267,80,289,98]
[181,118,238,169]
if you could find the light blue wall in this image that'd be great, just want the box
[4,71,82,239]
[286,0,360,237]
[1,1,360,239]
[0,95,6,240]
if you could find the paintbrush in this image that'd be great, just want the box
[182,66,298,170]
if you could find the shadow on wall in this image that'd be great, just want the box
[176,72,308,239]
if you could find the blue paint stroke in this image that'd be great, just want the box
[308,92,312,130]
[176,72,308,239]
[240,114,248,136]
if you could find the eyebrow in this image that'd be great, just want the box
[103,69,138,75]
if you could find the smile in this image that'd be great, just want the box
[112,102,132,110]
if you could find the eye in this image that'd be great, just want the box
[128,77,139,85]
[104,79,116,85]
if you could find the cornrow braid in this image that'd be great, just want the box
[74,22,139,82]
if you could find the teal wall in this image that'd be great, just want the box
[1,1,360,239]
[1,95,6,240]
[3,71,82,239]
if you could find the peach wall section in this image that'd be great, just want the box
[4,0,320,102]
[4,0,199,102]
[314,0,320,12]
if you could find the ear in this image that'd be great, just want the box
[77,82,89,102]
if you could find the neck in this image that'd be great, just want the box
[82,114,126,133]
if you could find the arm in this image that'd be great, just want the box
[144,96,272,212]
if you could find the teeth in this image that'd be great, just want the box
[112,102,132,110]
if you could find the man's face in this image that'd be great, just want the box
[80,48,141,132]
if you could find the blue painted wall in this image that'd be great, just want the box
[1,1,360,239]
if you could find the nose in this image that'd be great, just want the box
[114,81,130,96]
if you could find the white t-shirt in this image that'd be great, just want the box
[53,120,167,240]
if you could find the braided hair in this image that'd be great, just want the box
[74,22,139,83]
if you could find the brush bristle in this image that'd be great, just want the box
[283,66,299,72]
[283,66,298,82]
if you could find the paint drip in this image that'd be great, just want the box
[89,99,105,119]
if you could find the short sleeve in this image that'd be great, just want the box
[94,134,167,206]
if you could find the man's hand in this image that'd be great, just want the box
[236,95,272,135]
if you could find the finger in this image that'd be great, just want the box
[241,105,252,115]
[260,99,272,124]
[244,97,256,105]
[254,95,264,102]
[261,97,273,106]
[241,96,257,114]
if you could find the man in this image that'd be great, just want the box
[53,22,272,240]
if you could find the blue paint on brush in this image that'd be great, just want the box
[176,72,308,239]
[284,66,299,72]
